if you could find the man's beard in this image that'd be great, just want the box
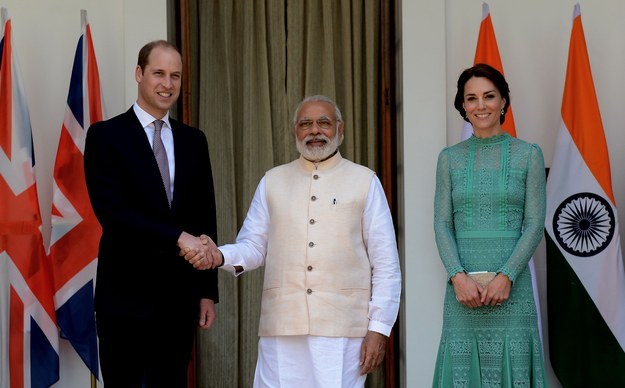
[296,132,341,162]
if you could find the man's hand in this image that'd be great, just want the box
[177,231,206,267]
[178,232,218,269]
[198,298,216,329]
[359,330,387,375]
[178,232,222,270]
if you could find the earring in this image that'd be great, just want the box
[501,108,505,116]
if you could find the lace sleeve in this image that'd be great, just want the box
[498,144,546,282]
[434,148,465,280]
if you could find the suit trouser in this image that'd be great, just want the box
[96,311,196,388]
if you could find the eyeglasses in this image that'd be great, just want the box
[296,117,338,131]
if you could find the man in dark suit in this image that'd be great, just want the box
[84,40,220,387]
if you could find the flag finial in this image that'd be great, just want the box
[81,9,88,30]
[573,3,581,19]
[482,3,490,21]
[1,7,8,27]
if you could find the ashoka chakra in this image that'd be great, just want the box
[552,192,615,257]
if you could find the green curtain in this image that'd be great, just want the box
[185,1,382,386]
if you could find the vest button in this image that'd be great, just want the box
[308,242,315,247]
[309,219,315,224]
[307,289,312,294]
[311,195,317,201]
[307,265,313,271]
[313,174,319,180]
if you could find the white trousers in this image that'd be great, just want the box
[253,335,367,388]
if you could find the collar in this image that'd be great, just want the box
[133,102,172,130]
[296,151,343,172]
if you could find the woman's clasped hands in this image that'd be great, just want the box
[451,272,512,308]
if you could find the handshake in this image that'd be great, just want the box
[177,231,222,270]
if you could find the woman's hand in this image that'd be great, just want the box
[452,272,484,308]
[480,273,512,306]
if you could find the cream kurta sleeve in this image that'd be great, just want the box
[219,177,269,274]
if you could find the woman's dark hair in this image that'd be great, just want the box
[454,63,510,124]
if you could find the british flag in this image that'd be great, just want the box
[0,8,60,388]
[49,10,104,379]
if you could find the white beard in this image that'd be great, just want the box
[296,132,341,162]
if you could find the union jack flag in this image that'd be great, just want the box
[0,8,59,388]
[49,10,104,379]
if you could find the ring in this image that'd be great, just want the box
[496,303,502,306]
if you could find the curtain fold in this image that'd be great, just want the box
[189,1,382,386]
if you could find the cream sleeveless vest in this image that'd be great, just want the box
[260,152,375,337]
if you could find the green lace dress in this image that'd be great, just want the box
[433,133,547,387]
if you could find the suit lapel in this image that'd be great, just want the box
[170,119,185,209]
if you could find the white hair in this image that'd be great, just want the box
[292,95,343,126]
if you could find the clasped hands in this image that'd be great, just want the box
[451,272,512,308]
[177,231,222,270]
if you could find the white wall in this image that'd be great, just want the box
[397,0,448,387]
[400,0,625,387]
[0,0,166,386]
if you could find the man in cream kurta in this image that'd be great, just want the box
[187,95,401,387]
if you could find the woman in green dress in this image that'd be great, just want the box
[433,63,548,387]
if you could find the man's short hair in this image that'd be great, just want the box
[137,40,180,72]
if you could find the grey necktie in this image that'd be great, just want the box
[152,119,172,206]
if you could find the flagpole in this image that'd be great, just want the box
[84,11,96,388]
[83,8,98,387]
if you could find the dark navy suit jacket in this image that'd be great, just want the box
[84,108,218,322]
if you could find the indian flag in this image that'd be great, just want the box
[545,4,625,386]
[462,2,516,140]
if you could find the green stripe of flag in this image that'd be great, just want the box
[546,234,625,387]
